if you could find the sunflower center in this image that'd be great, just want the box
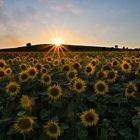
[44,76,49,82]
[73,63,79,69]
[69,72,75,78]
[76,83,83,89]
[86,67,92,72]
[21,65,26,70]
[18,118,32,129]
[6,70,10,74]
[113,61,117,66]
[108,72,115,79]
[48,124,58,134]
[0,62,4,67]
[9,85,17,92]
[29,69,36,75]
[85,113,94,122]
[124,64,129,69]
[97,83,105,91]
[91,61,96,66]
[50,88,59,96]
[127,85,135,93]
[21,74,28,80]
[0,71,4,77]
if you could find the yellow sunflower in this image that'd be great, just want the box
[6,82,20,96]
[125,82,137,97]
[20,95,32,109]
[0,59,6,68]
[68,77,78,90]
[14,116,34,134]
[44,120,61,139]
[47,85,62,101]
[73,78,86,93]
[20,64,28,71]
[94,80,109,95]
[28,67,37,79]
[19,71,29,82]
[111,60,119,67]
[0,68,5,80]
[41,73,51,86]
[80,109,99,127]
[121,61,131,72]
[85,63,95,76]
[106,70,118,83]
[96,70,106,79]
[5,67,12,77]
[63,64,71,72]
[66,69,77,81]
[72,62,82,71]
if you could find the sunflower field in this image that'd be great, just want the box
[0,51,140,140]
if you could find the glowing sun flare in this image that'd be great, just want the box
[54,38,62,46]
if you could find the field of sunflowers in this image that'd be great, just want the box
[0,51,140,140]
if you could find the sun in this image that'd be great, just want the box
[53,38,62,47]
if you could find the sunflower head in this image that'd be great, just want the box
[20,64,27,71]
[125,82,137,97]
[5,67,12,76]
[96,70,106,79]
[72,62,82,71]
[73,78,86,93]
[44,120,61,139]
[107,70,118,83]
[28,67,37,79]
[80,109,99,127]
[94,80,109,95]
[0,60,5,68]
[66,70,77,81]
[41,74,51,86]
[85,63,95,76]
[121,61,131,72]
[0,68,5,80]
[19,71,29,82]
[14,116,34,134]
[6,82,20,96]
[20,95,32,109]
[47,85,62,101]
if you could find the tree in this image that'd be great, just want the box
[26,43,31,47]
[115,45,118,49]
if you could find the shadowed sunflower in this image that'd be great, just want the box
[28,67,37,79]
[135,67,140,77]
[68,77,78,90]
[5,67,12,77]
[96,70,106,79]
[125,82,137,97]
[80,109,99,127]
[106,70,118,83]
[73,78,86,93]
[66,69,77,81]
[72,62,82,71]
[20,64,28,71]
[121,61,131,72]
[0,68,5,80]
[19,71,29,82]
[6,82,20,96]
[47,85,62,100]
[94,80,109,95]
[20,95,32,110]
[44,120,61,139]
[41,74,51,86]
[85,63,95,76]
[14,116,34,134]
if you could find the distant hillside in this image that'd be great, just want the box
[0,44,137,52]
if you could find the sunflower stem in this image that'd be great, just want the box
[23,134,26,140]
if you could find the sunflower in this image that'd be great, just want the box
[20,95,32,109]
[94,80,109,95]
[0,68,5,80]
[40,68,47,75]
[72,62,82,71]
[121,61,131,72]
[35,63,42,71]
[73,78,86,93]
[91,59,97,66]
[47,85,62,101]
[14,116,34,134]
[63,64,71,72]
[80,109,99,127]
[68,77,78,90]
[125,82,137,97]
[43,64,51,69]
[85,63,95,76]
[6,82,20,96]
[0,59,5,68]
[20,64,27,71]
[5,67,12,77]
[106,70,118,83]
[44,120,61,139]
[135,67,140,77]
[28,67,37,79]
[66,69,77,81]
[19,71,29,82]
[96,70,106,79]
[111,60,119,67]
[41,73,51,86]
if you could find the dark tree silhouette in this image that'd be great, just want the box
[26,43,31,47]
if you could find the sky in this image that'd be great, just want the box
[0,0,140,49]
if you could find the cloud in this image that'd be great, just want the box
[0,0,4,7]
